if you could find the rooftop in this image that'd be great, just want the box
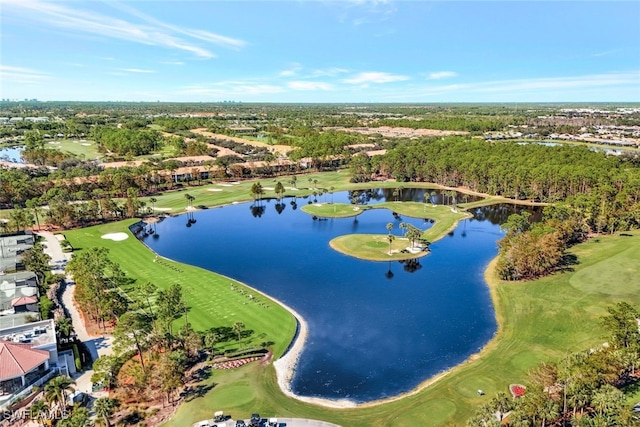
[0,319,56,348]
[0,340,50,380]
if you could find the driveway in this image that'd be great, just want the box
[38,232,113,394]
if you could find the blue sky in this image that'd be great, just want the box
[1,0,639,102]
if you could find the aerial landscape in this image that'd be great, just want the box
[1,1,640,426]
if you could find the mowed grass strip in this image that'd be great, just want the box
[63,219,297,358]
[162,231,640,427]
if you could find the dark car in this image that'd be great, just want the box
[236,421,247,427]
[249,414,261,426]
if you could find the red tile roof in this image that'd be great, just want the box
[0,340,49,380]
[11,296,38,307]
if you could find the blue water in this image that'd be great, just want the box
[142,191,525,402]
[0,146,24,163]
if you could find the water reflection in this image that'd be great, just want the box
[142,190,540,402]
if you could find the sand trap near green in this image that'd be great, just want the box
[101,232,129,241]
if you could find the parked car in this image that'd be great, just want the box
[236,421,246,427]
[249,413,261,426]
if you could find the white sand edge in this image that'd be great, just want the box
[101,232,128,241]
[271,300,358,409]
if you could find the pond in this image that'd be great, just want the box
[142,190,537,403]
[0,146,24,163]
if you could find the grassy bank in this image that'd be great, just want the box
[60,176,640,426]
[64,220,297,358]
[159,231,640,426]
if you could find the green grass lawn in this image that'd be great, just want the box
[46,138,102,160]
[159,230,640,427]
[63,220,297,358]
[327,202,469,261]
[16,173,640,426]
[301,202,364,218]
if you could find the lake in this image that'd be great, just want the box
[142,190,535,403]
[0,146,24,163]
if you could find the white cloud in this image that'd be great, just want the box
[428,71,458,80]
[0,65,50,84]
[2,0,246,59]
[387,71,640,100]
[106,2,246,50]
[288,81,334,91]
[182,82,285,97]
[120,68,156,74]
[161,61,184,66]
[343,71,409,84]
[279,63,303,77]
[471,72,640,94]
[310,67,350,77]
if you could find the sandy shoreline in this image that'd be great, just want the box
[269,293,472,410]
[138,190,507,410]
[271,300,360,409]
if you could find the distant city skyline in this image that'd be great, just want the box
[1,0,639,103]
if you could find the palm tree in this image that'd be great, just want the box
[29,399,50,426]
[386,222,394,235]
[26,198,43,230]
[56,317,74,338]
[387,233,395,255]
[289,175,297,189]
[184,193,195,210]
[149,197,157,214]
[232,321,245,344]
[93,397,120,427]
[204,329,221,355]
[250,182,264,204]
[44,375,75,409]
[329,186,335,204]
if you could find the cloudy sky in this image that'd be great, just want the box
[1,0,639,102]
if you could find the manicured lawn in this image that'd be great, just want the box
[63,220,297,358]
[328,202,469,261]
[46,138,102,160]
[301,202,364,218]
[38,175,640,426]
[160,230,640,427]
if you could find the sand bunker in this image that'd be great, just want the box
[101,232,128,241]
[81,143,91,146]
[218,183,233,187]
[207,188,223,192]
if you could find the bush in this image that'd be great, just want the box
[39,296,54,319]
[72,344,82,371]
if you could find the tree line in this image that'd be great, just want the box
[468,302,640,426]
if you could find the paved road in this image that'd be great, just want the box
[38,232,113,395]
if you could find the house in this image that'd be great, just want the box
[0,234,35,273]
[0,270,39,329]
[0,319,72,409]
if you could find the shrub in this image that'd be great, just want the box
[72,344,82,371]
